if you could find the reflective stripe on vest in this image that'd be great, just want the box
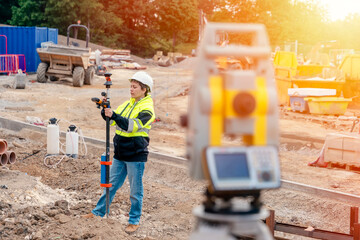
[116,119,150,134]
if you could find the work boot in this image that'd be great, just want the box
[125,224,140,233]
[81,213,95,219]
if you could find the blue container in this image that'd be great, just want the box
[0,26,58,72]
[47,28,58,43]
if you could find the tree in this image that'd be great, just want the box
[10,0,46,26]
[210,0,257,23]
[155,0,198,51]
[208,0,328,49]
[330,14,360,50]
[0,0,18,24]
[104,0,158,56]
[44,0,77,35]
[45,0,123,47]
[198,0,218,16]
[289,1,327,45]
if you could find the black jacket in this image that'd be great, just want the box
[101,97,154,162]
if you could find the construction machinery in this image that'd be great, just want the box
[273,40,360,109]
[273,50,360,108]
[36,24,95,87]
[185,22,280,240]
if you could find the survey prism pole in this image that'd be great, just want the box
[100,72,113,218]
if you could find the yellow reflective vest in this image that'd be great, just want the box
[104,95,155,162]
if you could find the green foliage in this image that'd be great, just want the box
[154,0,198,51]
[176,42,197,55]
[0,0,18,24]
[209,0,331,49]
[198,0,218,16]
[76,0,123,45]
[103,0,158,57]
[44,0,77,34]
[10,0,46,26]
[328,14,360,50]
[6,0,360,57]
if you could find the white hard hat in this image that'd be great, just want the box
[129,71,153,92]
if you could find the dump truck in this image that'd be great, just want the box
[36,24,95,87]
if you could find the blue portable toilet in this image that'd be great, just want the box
[0,26,58,73]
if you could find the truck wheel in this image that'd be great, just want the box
[37,62,48,83]
[84,67,95,85]
[73,66,85,87]
[50,76,58,81]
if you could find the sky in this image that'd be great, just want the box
[319,0,360,21]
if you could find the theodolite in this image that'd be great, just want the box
[184,23,281,240]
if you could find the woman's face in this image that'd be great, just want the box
[130,80,146,100]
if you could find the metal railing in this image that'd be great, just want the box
[0,54,26,74]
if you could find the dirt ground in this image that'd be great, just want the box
[1,58,360,239]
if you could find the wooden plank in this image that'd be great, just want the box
[351,207,359,235]
[326,161,360,173]
[354,223,360,240]
[265,209,275,236]
[275,223,353,240]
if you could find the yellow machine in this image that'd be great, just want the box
[274,51,360,107]
[185,23,280,240]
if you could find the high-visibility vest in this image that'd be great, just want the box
[111,95,155,137]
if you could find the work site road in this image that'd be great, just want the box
[1,65,360,239]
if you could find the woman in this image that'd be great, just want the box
[83,71,155,234]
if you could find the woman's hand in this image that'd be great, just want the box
[104,108,113,117]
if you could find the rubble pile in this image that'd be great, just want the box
[91,49,147,70]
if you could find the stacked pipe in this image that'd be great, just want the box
[0,139,16,166]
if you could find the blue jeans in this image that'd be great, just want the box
[92,158,145,225]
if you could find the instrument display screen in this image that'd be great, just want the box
[205,146,281,193]
[214,153,250,179]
